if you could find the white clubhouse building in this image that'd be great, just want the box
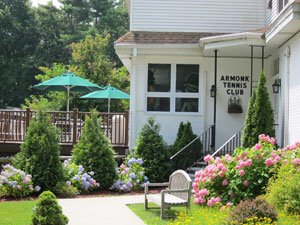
[115,0,300,151]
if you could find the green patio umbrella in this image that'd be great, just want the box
[80,85,130,113]
[33,72,102,111]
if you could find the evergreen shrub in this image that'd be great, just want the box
[13,110,64,192]
[242,72,275,147]
[172,121,202,170]
[32,191,68,225]
[135,117,171,183]
[72,110,117,189]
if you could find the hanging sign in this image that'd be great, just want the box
[220,75,249,95]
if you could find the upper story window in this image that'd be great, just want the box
[278,0,289,12]
[146,64,200,113]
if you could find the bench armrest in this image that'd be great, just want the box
[144,182,169,194]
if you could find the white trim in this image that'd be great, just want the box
[144,63,203,115]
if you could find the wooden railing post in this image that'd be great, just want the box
[125,110,129,146]
[72,108,78,146]
[25,107,31,130]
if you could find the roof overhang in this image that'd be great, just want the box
[200,32,265,50]
[266,1,300,47]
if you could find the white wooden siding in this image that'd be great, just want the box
[131,0,266,33]
[266,0,280,25]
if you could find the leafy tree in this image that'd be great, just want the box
[72,109,118,189]
[13,110,64,192]
[135,117,171,183]
[34,2,69,65]
[172,122,202,170]
[0,0,40,107]
[32,191,68,225]
[242,91,257,148]
[251,72,275,144]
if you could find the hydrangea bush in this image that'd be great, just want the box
[0,164,40,197]
[193,134,300,206]
[63,159,99,193]
[111,158,149,191]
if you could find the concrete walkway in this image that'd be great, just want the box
[58,195,146,225]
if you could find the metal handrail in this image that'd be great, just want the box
[211,128,243,158]
[170,125,214,160]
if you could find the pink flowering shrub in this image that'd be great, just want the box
[193,134,300,206]
[0,164,40,197]
[111,158,149,192]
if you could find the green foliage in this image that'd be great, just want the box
[244,72,275,146]
[32,191,68,225]
[172,122,202,170]
[72,109,117,189]
[194,135,282,205]
[229,197,278,225]
[242,91,257,148]
[265,162,300,215]
[0,0,40,107]
[135,117,171,183]
[53,182,78,198]
[13,110,64,192]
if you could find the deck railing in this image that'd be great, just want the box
[0,108,129,146]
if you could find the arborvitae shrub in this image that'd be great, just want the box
[251,72,275,144]
[32,191,68,225]
[242,91,257,148]
[229,197,278,224]
[13,110,64,192]
[172,122,202,170]
[135,117,171,183]
[72,110,117,189]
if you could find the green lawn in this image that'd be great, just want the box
[0,200,37,225]
[128,202,300,225]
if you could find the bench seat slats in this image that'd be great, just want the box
[147,193,187,205]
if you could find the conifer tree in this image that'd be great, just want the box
[135,117,171,183]
[13,110,64,192]
[72,110,117,189]
[252,72,275,143]
[32,191,68,225]
[242,91,257,148]
[172,122,202,170]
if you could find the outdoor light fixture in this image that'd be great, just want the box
[210,85,216,98]
[272,79,281,94]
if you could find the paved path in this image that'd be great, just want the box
[58,195,146,225]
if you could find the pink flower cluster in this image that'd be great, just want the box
[265,152,281,166]
[258,134,276,145]
[292,158,300,166]
[285,142,300,151]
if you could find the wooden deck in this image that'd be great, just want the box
[0,108,129,156]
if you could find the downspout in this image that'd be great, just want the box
[129,48,137,150]
[283,46,291,146]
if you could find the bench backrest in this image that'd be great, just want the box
[168,170,192,201]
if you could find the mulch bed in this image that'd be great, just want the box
[0,187,164,202]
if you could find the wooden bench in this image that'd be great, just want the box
[144,170,192,219]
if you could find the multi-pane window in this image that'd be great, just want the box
[146,63,200,113]
[278,0,289,12]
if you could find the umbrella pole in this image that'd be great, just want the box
[108,98,111,113]
[67,86,70,112]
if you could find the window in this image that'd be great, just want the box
[278,0,289,12]
[146,63,200,113]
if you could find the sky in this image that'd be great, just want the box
[31,0,62,8]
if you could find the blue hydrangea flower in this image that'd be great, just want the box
[128,158,137,167]
[137,158,143,165]
[144,176,148,181]
[130,173,136,179]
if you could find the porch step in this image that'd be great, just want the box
[186,161,207,180]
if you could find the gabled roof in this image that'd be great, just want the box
[114,31,228,45]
